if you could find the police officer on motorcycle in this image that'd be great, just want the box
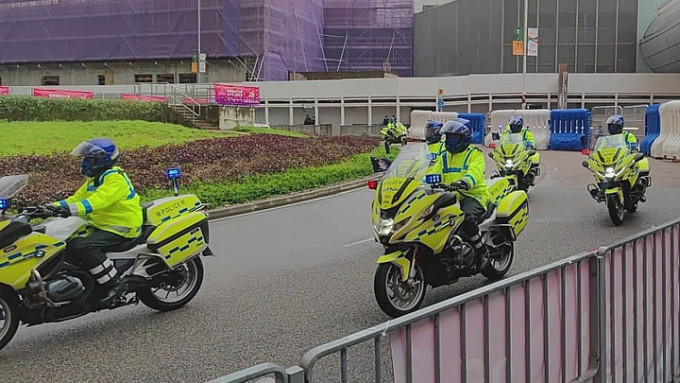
[430,118,490,270]
[606,114,638,151]
[46,138,143,308]
[424,120,444,156]
[505,116,536,148]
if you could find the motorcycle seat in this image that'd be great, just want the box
[102,236,142,253]
[478,202,497,222]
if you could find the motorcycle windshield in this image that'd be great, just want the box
[381,143,432,184]
[500,133,524,144]
[0,174,29,199]
[594,135,627,151]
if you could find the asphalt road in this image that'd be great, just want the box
[1,151,679,383]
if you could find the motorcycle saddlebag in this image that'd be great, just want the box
[143,194,203,227]
[146,211,208,266]
[495,190,529,236]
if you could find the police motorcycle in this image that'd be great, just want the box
[488,133,540,191]
[0,169,213,350]
[581,135,651,226]
[368,144,529,317]
[380,122,409,154]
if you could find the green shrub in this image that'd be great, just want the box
[0,96,165,122]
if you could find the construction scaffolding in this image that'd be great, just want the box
[322,0,413,77]
[0,0,239,62]
[0,0,412,81]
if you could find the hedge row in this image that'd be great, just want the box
[0,96,165,122]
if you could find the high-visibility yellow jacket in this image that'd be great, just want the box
[429,145,490,208]
[56,166,142,238]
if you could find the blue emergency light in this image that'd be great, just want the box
[166,167,181,180]
[0,199,9,210]
[425,174,442,185]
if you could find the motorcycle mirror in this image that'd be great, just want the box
[491,133,500,141]
[527,150,536,157]
[581,160,590,169]
[579,135,587,148]
[634,153,644,162]
[370,157,391,173]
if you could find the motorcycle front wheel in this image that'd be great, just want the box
[0,288,20,351]
[607,195,624,226]
[138,257,204,311]
[374,262,426,318]
[481,241,514,280]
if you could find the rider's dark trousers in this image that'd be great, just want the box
[65,229,126,285]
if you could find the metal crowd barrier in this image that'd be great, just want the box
[209,218,680,383]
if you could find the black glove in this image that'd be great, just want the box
[451,179,471,191]
[45,204,71,218]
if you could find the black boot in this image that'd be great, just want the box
[89,259,126,308]
[468,230,490,272]
[96,276,127,308]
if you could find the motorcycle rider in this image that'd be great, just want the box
[430,118,490,270]
[46,138,143,308]
[505,116,540,172]
[605,114,638,151]
[424,120,444,156]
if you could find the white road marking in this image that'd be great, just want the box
[344,237,375,247]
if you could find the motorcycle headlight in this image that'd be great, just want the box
[505,159,514,168]
[377,218,394,236]
[604,167,615,178]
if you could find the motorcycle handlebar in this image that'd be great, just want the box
[18,206,59,220]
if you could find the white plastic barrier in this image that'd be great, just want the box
[409,110,459,140]
[488,109,552,149]
[653,100,680,159]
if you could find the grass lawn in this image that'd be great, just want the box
[0,120,234,155]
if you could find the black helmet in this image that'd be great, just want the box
[508,116,524,134]
[606,115,624,135]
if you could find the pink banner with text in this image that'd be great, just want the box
[120,94,168,103]
[32,88,93,99]
[0,86,9,95]
[214,83,259,106]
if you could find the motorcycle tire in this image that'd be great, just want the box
[138,257,204,311]
[481,241,514,280]
[374,262,426,318]
[0,287,20,351]
[607,195,624,226]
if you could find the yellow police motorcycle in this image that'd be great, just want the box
[489,133,540,191]
[581,135,651,226]
[0,169,213,350]
[369,144,529,317]
[380,122,408,154]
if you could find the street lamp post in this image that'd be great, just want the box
[521,0,528,109]
[197,0,201,84]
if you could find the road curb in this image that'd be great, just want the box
[206,174,380,220]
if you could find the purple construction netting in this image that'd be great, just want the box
[0,0,412,80]
[240,0,325,81]
[323,0,413,77]
[0,0,239,63]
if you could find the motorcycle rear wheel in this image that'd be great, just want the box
[374,262,426,318]
[607,195,624,226]
[138,257,204,311]
[481,241,514,280]
[0,288,20,351]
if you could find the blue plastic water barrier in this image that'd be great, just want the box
[640,104,661,156]
[458,113,486,144]
[549,109,591,151]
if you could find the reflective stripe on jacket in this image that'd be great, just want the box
[57,166,142,238]
[430,145,490,208]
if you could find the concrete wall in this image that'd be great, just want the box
[0,59,247,86]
